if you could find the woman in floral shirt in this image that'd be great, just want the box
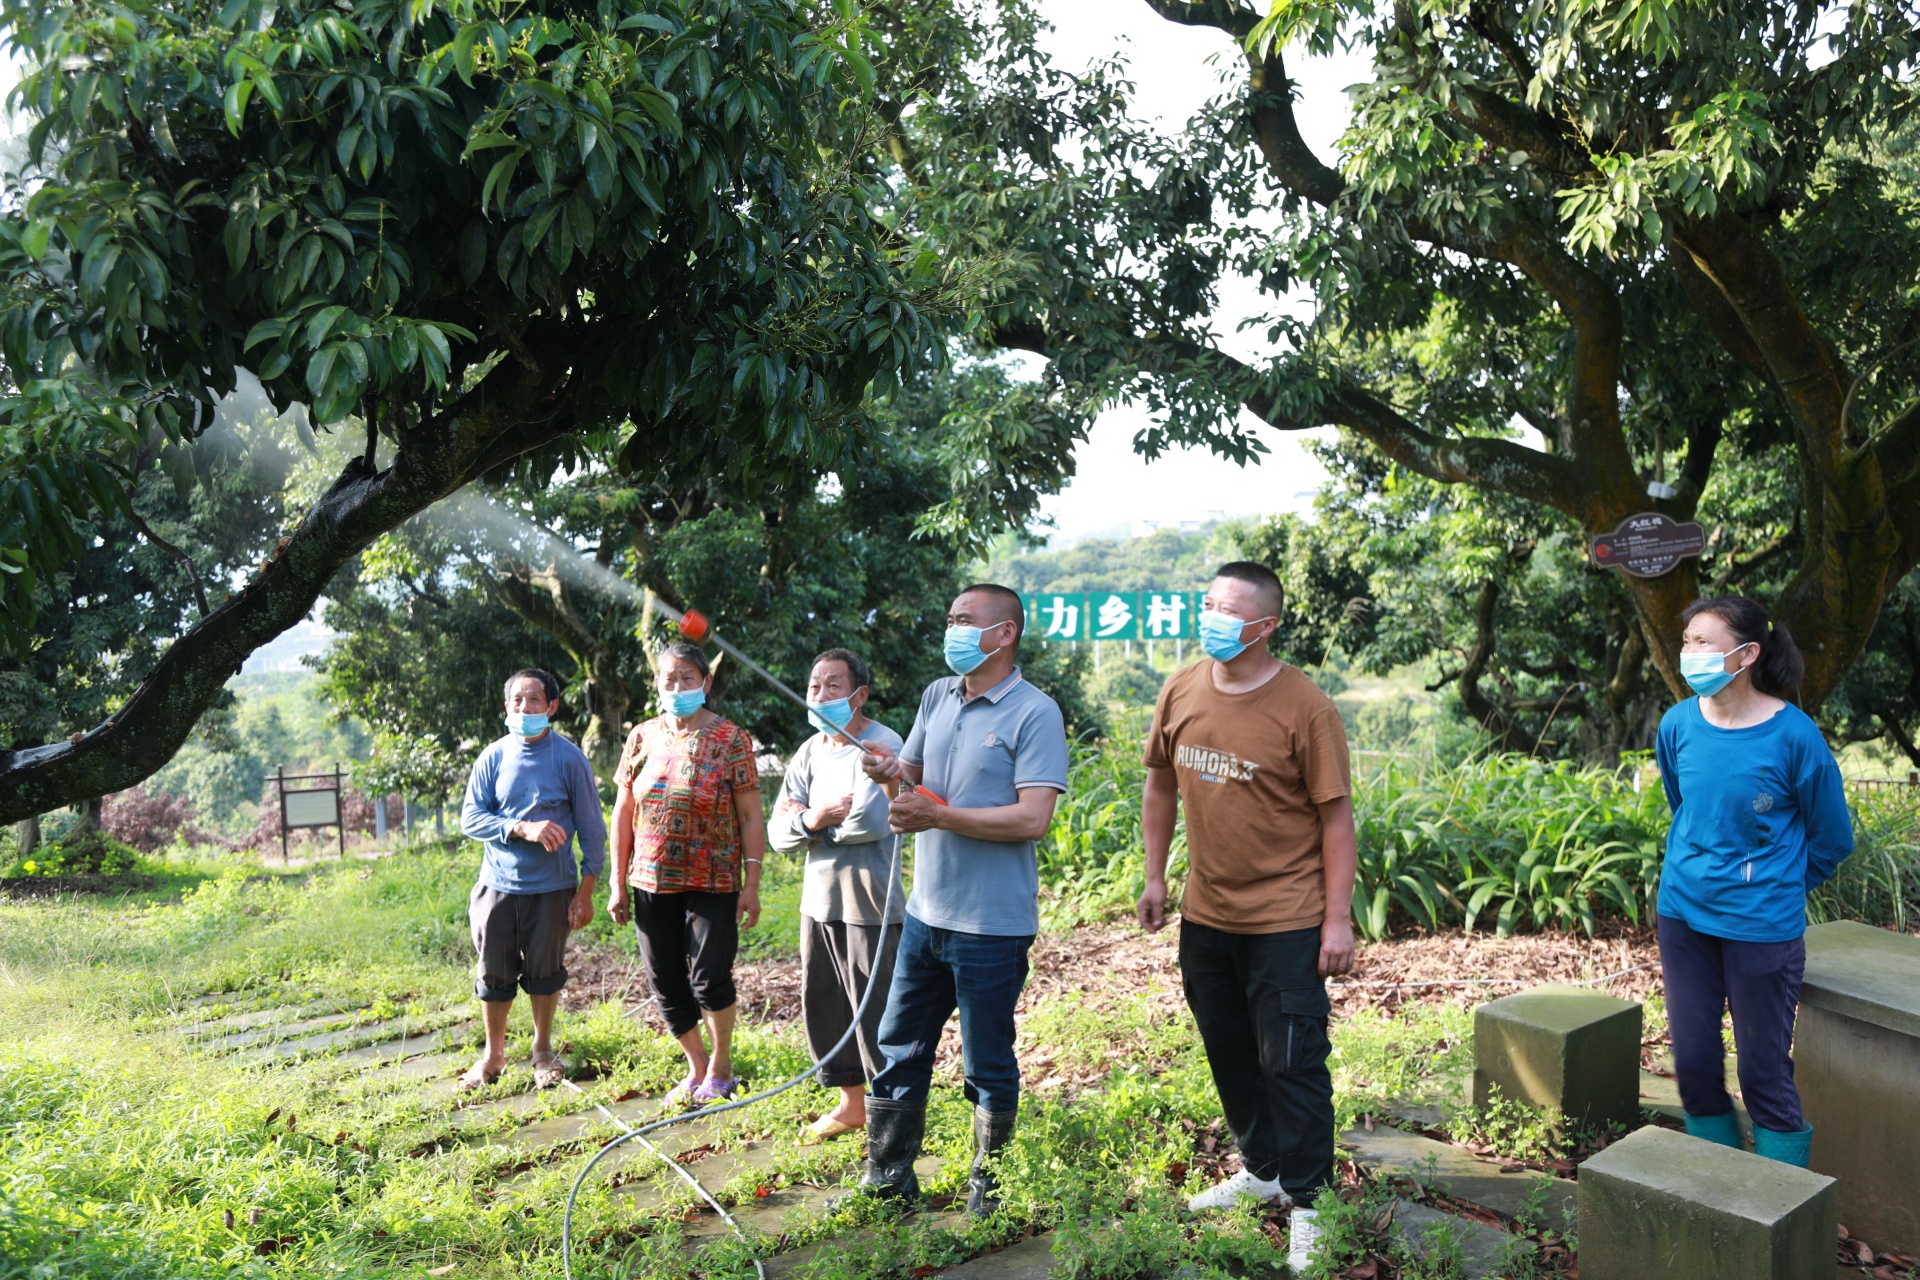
[608,642,766,1106]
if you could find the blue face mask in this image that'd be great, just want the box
[944,621,1009,676]
[661,686,707,718]
[1680,645,1752,698]
[1199,609,1273,662]
[807,696,856,737]
[505,712,549,738]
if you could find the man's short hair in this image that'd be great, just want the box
[811,647,872,690]
[504,667,561,704]
[957,582,1025,642]
[1212,562,1284,619]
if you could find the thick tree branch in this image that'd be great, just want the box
[1138,0,1260,38]
[1238,40,1631,478]
[1670,212,1850,460]
[1676,414,1722,507]
[1670,247,1772,381]
[1454,577,1537,753]
[0,347,579,823]
[1245,46,1345,206]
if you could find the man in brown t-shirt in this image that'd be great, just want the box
[1138,562,1357,1266]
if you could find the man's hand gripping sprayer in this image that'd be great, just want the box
[557,596,917,1279]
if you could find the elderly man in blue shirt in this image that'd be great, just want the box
[854,583,1070,1217]
[457,667,608,1091]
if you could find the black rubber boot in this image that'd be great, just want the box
[828,1096,925,1208]
[965,1106,1018,1218]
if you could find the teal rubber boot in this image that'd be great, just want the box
[1753,1124,1814,1168]
[1682,1110,1744,1149]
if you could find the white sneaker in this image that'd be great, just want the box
[1287,1207,1320,1272]
[1186,1168,1289,1212]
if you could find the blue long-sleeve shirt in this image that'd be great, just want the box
[1654,698,1853,943]
[461,731,608,895]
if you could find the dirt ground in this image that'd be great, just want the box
[562,920,1664,1073]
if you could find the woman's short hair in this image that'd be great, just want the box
[810,647,871,690]
[656,642,711,680]
[1680,595,1806,696]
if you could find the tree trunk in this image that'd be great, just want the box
[69,796,102,838]
[11,816,38,860]
[0,342,580,825]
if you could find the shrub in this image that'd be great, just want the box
[4,830,145,879]
[1037,714,1185,928]
[1350,753,1667,939]
[100,786,206,852]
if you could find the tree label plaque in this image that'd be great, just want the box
[1591,512,1707,578]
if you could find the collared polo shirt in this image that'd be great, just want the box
[900,667,1070,936]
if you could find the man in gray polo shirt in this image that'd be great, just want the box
[853,583,1070,1217]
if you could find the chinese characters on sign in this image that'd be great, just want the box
[1590,512,1708,579]
[1026,592,1205,642]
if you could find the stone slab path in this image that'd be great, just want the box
[167,989,1575,1278]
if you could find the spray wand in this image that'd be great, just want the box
[642,591,944,806]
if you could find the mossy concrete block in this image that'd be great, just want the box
[1578,1126,1836,1280]
[1472,984,1642,1127]
[1800,921,1920,1255]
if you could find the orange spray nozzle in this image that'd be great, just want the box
[677,609,710,642]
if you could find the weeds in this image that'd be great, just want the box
[1442,1089,1565,1167]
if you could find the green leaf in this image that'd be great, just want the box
[223,79,254,135]
[480,150,522,216]
[306,304,349,348]
[453,25,480,87]
[243,318,287,350]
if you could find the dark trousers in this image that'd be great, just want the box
[870,913,1032,1115]
[469,883,574,1001]
[632,888,739,1037]
[1658,913,1806,1133]
[1180,920,1335,1201]
[801,915,901,1088]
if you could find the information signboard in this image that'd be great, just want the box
[284,789,341,828]
[1591,512,1708,578]
[1026,591,1204,642]
[274,763,347,861]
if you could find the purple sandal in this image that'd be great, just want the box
[664,1073,699,1110]
[691,1076,739,1105]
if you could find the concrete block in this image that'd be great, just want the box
[1472,984,1642,1127]
[1800,921,1920,1255]
[1578,1126,1837,1280]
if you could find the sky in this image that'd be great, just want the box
[1025,1,1371,543]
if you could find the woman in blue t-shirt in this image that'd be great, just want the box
[1654,595,1853,1167]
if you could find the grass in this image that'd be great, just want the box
[0,846,1492,1279]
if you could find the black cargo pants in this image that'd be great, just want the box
[1179,919,1335,1202]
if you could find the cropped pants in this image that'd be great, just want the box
[631,888,739,1037]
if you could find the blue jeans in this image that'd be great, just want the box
[869,913,1033,1114]
[1658,913,1806,1133]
